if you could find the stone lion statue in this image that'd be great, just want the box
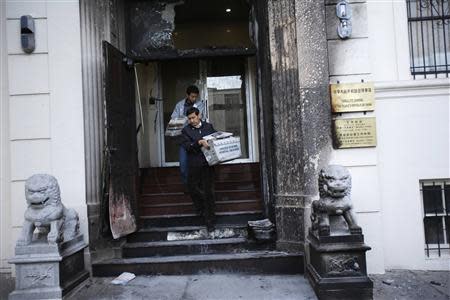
[16,174,79,245]
[311,165,361,236]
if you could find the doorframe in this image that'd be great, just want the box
[157,57,258,167]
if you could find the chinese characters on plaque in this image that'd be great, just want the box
[333,118,377,149]
[330,82,377,149]
[330,82,375,113]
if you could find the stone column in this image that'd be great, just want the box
[267,0,331,252]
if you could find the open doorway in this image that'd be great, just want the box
[133,0,259,168]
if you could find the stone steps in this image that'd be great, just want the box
[140,199,263,216]
[140,190,261,205]
[141,180,260,193]
[122,237,275,258]
[139,211,264,227]
[91,163,305,277]
[126,225,247,243]
[92,251,304,276]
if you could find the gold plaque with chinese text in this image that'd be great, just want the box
[330,82,375,113]
[333,117,377,149]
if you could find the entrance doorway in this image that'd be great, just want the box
[156,56,258,166]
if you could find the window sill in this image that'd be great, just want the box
[374,78,450,99]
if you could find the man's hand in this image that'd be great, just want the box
[198,139,210,149]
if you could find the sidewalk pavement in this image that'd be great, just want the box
[1,270,449,299]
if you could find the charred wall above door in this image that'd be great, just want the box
[125,0,256,60]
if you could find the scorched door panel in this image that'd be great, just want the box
[103,41,138,239]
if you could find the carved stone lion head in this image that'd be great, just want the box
[25,174,61,208]
[318,165,352,198]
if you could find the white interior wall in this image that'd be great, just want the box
[136,62,161,168]
[3,0,87,275]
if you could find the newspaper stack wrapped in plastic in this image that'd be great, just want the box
[248,219,276,241]
[165,117,187,136]
[201,131,241,166]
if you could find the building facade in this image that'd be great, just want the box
[0,0,449,278]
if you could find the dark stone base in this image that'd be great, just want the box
[306,231,373,300]
[307,264,373,300]
[9,235,89,300]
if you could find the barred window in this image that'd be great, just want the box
[406,0,450,78]
[421,180,450,257]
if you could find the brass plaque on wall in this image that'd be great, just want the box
[330,82,375,113]
[333,117,377,149]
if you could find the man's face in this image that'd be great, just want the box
[186,92,199,103]
[187,112,201,127]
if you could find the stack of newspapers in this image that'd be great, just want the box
[201,131,241,166]
[165,117,187,136]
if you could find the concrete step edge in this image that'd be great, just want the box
[94,251,304,265]
[123,237,248,248]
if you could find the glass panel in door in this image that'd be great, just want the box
[206,57,249,159]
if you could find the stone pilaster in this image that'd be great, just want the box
[267,0,332,252]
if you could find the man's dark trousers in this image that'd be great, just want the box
[180,121,216,228]
[188,166,215,227]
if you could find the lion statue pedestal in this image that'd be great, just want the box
[306,165,373,300]
[9,174,89,300]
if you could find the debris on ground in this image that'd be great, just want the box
[382,279,394,285]
[111,272,136,285]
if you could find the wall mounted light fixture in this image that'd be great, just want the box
[20,15,35,53]
[336,0,352,39]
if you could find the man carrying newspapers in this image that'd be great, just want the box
[169,85,206,187]
[180,107,216,231]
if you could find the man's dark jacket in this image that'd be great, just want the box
[180,122,216,167]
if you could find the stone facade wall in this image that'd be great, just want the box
[0,0,87,273]
[266,0,332,252]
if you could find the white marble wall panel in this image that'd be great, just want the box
[9,94,50,140]
[330,147,377,167]
[10,181,26,227]
[6,0,47,19]
[47,1,86,210]
[328,38,371,76]
[376,83,449,270]
[10,139,51,181]
[7,53,49,95]
[366,0,399,82]
[7,18,48,54]
[329,74,373,84]
[347,165,381,212]
[357,212,385,274]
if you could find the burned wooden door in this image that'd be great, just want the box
[103,41,138,239]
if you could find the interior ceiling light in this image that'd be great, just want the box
[226,8,231,13]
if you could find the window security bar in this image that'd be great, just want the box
[421,180,450,257]
[407,0,450,78]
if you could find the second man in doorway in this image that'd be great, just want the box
[171,85,206,186]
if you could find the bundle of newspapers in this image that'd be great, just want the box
[201,131,241,166]
[247,219,276,241]
[165,117,187,137]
